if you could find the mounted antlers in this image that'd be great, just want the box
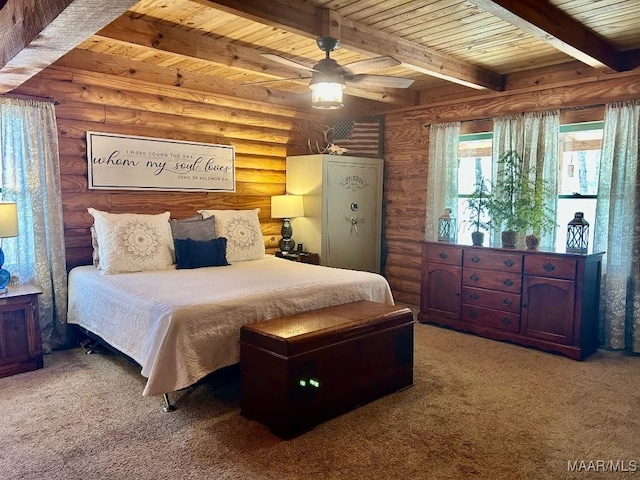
[307,125,349,155]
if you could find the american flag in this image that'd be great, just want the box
[331,117,383,158]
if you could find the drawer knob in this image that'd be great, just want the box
[501,318,512,325]
[469,310,479,319]
[504,259,515,267]
[503,279,514,287]
[470,292,479,300]
[470,274,480,282]
[471,255,480,263]
[543,262,556,271]
[503,298,512,306]
[438,252,448,259]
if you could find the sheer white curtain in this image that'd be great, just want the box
[0,97,69,352]
[593,100,640,352]
[426,122,460,241]
[492,111,559,248]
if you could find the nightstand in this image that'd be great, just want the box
[0,284,43,379]
[275,251,320,265]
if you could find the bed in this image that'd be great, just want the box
[68,207,394,401]
[67,255,393,398]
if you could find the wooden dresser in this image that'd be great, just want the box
[419,241,604,360]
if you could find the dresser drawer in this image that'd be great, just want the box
[461,304,520,332]
[462,267,522,293]
[463,249,523,273]
[424,243,462,266]
[524,255,576,280]
[461,286,521,313]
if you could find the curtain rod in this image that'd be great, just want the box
[422,104,606,127]
[1,93,59,105]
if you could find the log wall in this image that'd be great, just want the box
[381,65,640,308]
[9,59,640,310]
[13,65,320,269]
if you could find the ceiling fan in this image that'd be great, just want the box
[257,37,414,109]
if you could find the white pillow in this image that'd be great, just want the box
[198,208,265,262]
[88,208,175,274]
[90,225,100,268]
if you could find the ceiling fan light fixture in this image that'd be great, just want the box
[309,74,345,110]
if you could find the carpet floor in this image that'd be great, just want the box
[1,322,639,480]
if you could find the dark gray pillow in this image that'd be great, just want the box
[170,215,215,241]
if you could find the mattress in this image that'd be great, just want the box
[67,255,394,396]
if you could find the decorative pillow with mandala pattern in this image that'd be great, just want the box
[198,208,265,262]
[88,208,175,274]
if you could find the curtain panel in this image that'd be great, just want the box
[593,100,640,352]
[426,122,461,241]
[0,97,69,352]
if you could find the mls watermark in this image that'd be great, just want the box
[568,460,638,473]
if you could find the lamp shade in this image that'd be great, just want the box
[0,202,18,238]
[310,78,345,110]
[271,195,304,219]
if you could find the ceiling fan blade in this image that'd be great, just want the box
[242,76,311,86]
[340,56,401,75]
[261,53,318,72]
[347,74,414,89]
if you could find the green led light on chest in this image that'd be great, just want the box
[299,378,320,388]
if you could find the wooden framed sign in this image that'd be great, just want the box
[87,131,235,192]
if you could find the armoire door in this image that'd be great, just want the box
[324,160,382,272]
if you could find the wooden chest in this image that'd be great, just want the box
[240,300,414,438]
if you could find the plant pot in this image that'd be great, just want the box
[471,231,485,246]
[501,230,517,248]
[525,234,540,250]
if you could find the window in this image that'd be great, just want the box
[457,122,602,251]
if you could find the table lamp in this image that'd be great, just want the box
[271,195,304,253]
[0,202,18,294]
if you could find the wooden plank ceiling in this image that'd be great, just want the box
[1,0,640,112]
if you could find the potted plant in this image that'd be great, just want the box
[461,177,491,246]
[486,150,555,248]
[518,178,556,249]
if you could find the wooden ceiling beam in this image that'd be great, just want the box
[0,0,139,94]
[51,49,310,112]
[467,0,624,72]
[0,0,72,68]
[95,16,416,107]
[194,0,504,91]
[621,48,640,71]
[96,16,309,84]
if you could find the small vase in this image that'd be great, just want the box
[501,230,517,248]
[471,231,485,246]
[525,234,540,250]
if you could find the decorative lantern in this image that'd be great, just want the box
[438,208,456,243]
[566,212,589,254]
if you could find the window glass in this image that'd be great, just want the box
[458,135,492,194]
[558,124,602,196]
[457,135,492,244]
[555,123,602,251]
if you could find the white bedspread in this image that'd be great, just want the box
[67,255,394,396]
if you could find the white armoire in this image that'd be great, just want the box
[286,154,384,273]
